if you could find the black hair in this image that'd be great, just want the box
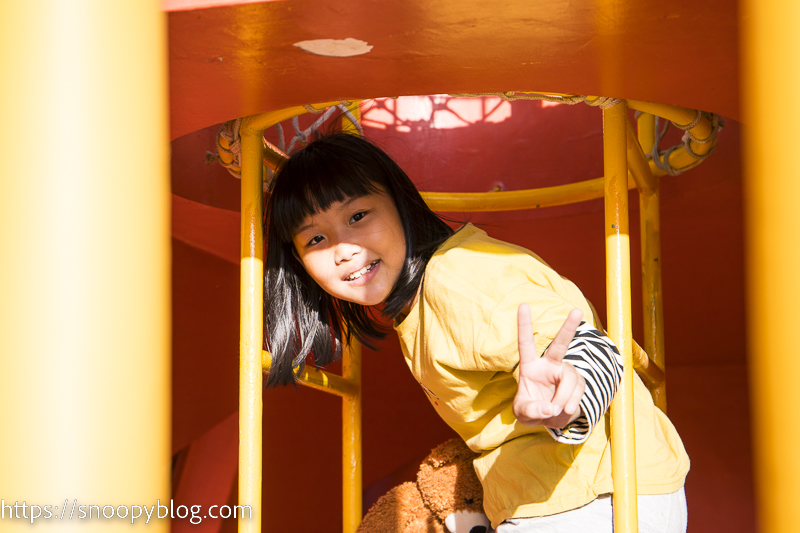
[263,133,454,387]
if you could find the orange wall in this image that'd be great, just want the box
[171,98,753,531]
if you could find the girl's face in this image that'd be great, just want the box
[292,188,406,307]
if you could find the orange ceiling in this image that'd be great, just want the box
[167,0,740,139]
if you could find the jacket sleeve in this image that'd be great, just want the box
[545,322,623,444]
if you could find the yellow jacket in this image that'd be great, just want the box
[394,225,689,527]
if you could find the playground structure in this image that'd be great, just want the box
[1,1,798,533]
[227,96,720,533]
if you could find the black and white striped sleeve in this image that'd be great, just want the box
[546,322,623,445]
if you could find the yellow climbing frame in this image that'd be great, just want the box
[238,102,365,533]
[238,95,718,533]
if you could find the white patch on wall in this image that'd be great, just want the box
[293,38,373,57]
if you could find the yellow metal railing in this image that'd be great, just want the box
[238,95,716,532]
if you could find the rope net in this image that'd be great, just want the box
[640,109,724,176]
[208,102,361,189]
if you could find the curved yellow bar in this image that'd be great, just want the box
[246,101,345,132]
[260,151,639,213]
[604,102,639,533]
[262,350,359,398]
[418,96,718,211]
[239,117,265,533]
[421,175,636,212]
[627,100,716,176]
[301,366,359,398]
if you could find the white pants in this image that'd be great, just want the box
[496,488,687,533]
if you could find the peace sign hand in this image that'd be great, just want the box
[513,304,586,429]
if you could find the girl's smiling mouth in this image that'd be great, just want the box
[344,260,380,282]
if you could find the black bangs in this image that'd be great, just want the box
[269,137,387,244]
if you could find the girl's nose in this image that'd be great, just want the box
[334,242,361,265]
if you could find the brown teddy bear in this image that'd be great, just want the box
[357,438,494,533]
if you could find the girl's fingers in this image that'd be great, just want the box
[543,308,583,363]
[549,363,579,414]
[516,305,587,429]
[514,399,556,425]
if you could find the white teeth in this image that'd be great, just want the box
[346,261,377,281]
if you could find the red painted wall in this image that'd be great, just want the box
[171,98,753,531]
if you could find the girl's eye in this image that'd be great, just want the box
[307,235,323,247]
[350,211,368,224]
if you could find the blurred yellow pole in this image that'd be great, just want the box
[238,119,265,533]
[742,0,800,531]
[0,2,170,531]
[342,341,362,533]
[604,102,638,533]
[636,113,667,412]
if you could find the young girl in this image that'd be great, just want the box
[263,133,689,532]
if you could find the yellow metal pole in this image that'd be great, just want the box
[238,119,265,533]
[603,101,639,533]
[342,341,363,533]
[742,0,800,530]
[0,2,170,532]
[636,113,667,411]
[341,99,364,533]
